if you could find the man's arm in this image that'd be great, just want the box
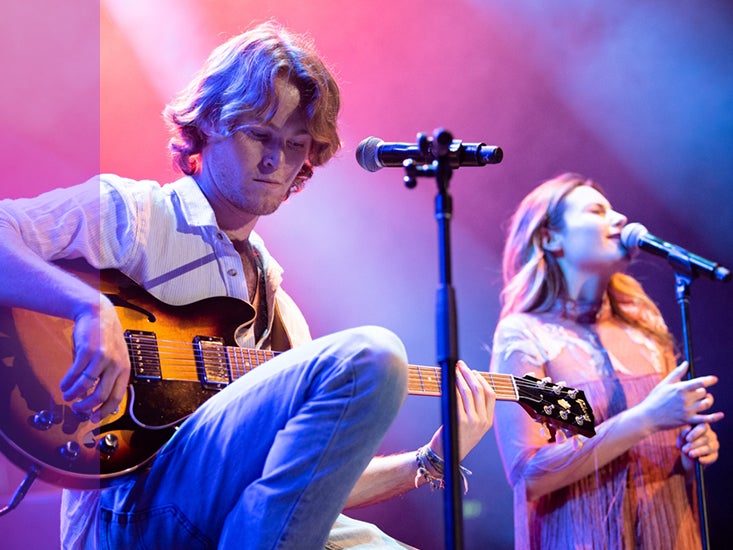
[0,212,129,419]
[345,360,495,508]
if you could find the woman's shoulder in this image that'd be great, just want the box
[491,312,550,363]
[496,311,546,334]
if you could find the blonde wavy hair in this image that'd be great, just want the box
[500,172,674,353]
[164,21,341,197]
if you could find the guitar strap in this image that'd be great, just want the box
[242,249,291,353]
[269,301,292,352]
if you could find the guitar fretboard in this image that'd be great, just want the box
[408,365,519,401]
[218,346,519,402]
[226,347,278,381]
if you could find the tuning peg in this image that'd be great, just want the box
[567,388,578,399]
[552,381,567,395]
[538,376,552,388]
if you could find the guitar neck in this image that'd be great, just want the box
[408,364,518,401]
[223,349,518,401]
[189,345,594,438]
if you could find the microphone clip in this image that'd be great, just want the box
[403,129,456,189]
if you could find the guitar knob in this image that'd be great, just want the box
[543,404,554,415]
[99,434,119,455]
[33,410,55,430]
[60,441,80,461]
[567,388,578,399]
[559,410,569,420]
[575,416,585,426]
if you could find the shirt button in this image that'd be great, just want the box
[216,232,225,240]
[227,268,238,277]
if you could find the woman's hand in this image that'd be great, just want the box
[679,422,720,471]
[636,362,724,435]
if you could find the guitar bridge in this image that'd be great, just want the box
[193,336,230,390]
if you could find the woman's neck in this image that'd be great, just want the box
[553,272,613,324]
[561,269,610,303]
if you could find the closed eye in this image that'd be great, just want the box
[233,125,270,141]
[588,203,608,216]
[246,129,270,141]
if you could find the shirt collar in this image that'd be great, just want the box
[168,175,285,285]
[168,176,219,228]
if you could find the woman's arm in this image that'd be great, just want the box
[492,327,724,501]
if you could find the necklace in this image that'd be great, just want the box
[553,295,610,325]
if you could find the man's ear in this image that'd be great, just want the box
[541,228,563,253]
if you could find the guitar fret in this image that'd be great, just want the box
[415,365,426,392]
[228,347,242,381]
[487,372,519,400]
[430,365,440,393]
[238,348,246,379]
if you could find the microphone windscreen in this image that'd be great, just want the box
[355,137,383,172]
[620,222,649,254]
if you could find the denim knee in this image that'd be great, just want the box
[346,325,408,405]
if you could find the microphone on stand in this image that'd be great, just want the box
[621,222,730,283]
[355,136,503,172]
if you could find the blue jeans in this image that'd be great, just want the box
[94,326,408,549]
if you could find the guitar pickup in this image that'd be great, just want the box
[126,330,162,381]
[194,336,230,390]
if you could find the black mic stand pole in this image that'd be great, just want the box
[668,249,711,549]
[403,128,464,550]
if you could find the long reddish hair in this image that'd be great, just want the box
[501,172,674,353]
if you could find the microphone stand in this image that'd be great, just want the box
[403,129,464,550]
[667,248,711,549]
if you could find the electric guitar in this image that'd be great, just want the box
[0,263,595,489]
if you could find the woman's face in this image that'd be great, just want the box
[550,185,629,276]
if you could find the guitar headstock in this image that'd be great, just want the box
[515,374,596,438]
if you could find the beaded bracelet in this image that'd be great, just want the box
[414,445,472,493]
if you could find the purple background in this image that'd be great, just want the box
[2,1,732,548]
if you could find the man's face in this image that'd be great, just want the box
[198,77,313,229]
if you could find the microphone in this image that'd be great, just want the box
[621,222,731,283]
[355,136,503,172]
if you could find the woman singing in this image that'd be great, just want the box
[490,173,723,549]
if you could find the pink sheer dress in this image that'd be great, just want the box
[490,299,701,549]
